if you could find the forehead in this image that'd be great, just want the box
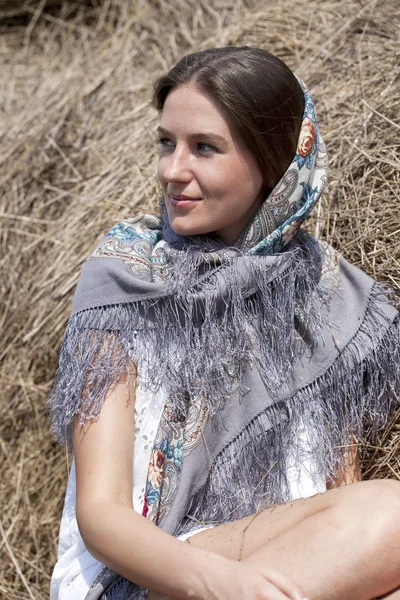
[159,84,235,137]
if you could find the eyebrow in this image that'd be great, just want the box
[156,126,229,149]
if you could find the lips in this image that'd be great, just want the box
[169,193,202,208]
[170,194,201,201]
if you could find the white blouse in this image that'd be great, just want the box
[50,379,326,600]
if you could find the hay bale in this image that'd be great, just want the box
[1,0,399,596]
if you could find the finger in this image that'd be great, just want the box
[262,568,308,600]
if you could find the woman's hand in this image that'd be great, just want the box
[201,557,308,600]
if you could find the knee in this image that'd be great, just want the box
[367,480,400,565]
[358,478,400,513]
[336,479,400,558]
[370,479,400,532]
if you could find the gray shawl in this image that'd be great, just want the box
[49,80,400,599]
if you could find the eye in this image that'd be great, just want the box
[155,136,217,155]
[155,136,173,147]
[197,142,216,153]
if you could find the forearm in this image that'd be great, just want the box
[78,500,222,600]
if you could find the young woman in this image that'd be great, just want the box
[49,47,400,600]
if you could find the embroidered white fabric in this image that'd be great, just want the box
[50,376,326,600]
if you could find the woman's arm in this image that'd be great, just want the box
[326,436,362,489]
[73,367,306,600]
[73,366,214,599]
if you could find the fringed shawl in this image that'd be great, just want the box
[48,79,400,599]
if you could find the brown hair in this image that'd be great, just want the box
[151,46,304,192]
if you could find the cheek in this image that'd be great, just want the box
[222,152,263,186]
[217,162,263,205]
[204,161,248,198]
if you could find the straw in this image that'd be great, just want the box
[1,0,399,596]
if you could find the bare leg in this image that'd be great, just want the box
[243,489,400,599]
[147,479,400,600]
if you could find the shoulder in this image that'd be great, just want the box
[315,238,398,350]
[317,239,376,300]
[90,213,163,257]
[70,213,167,314]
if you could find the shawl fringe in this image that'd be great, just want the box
[49,233,325,446]
[80,287,400,599]
[175,285,400,535]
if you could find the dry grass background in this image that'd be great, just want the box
[0,0,399,597]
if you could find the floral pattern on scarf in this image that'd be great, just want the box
[143,391,210,524]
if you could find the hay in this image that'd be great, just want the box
[0,0,399,596]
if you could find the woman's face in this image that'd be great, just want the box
[156,84,265,246]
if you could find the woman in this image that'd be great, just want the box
[49,47,400,600]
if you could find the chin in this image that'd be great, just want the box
[168,215,211,238]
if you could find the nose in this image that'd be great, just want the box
[160,144,192,184]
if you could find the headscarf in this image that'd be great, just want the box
[49,80,400,599]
